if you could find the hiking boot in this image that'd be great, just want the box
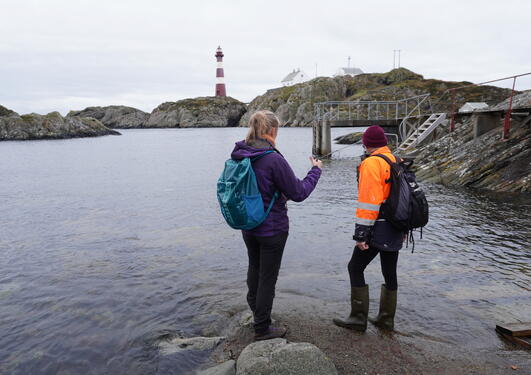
[333,285,369,332]
[254,326,287,341]
[369,284,397,330]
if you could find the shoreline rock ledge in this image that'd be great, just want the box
[0,105,120,141]
[146,96,246,128]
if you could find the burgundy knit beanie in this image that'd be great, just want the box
[362,125,387,148]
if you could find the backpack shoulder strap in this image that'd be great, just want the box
[251,150,276,162]
[372,153,399,184]
[372,153,394,165]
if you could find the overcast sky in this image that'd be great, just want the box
[1,0,530,115]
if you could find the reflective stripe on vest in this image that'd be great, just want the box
[357,201,381,211]
[356,217,376,226]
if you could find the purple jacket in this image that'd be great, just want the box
[230,139,321,237]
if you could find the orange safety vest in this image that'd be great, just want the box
[356,146,396,227]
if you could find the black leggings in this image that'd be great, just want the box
[242,232,288,334]
[348,246,399,290]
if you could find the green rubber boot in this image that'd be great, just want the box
[369,284,397,330]
[333,285,369,332]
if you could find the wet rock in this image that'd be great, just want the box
[414,106,530,193]
[68,105,149,128]
[158,336,225,355]
[146,96,246,128]
[236,338,338,375]
[0,108,120,141]
[197,360,236,375]
[334,132,363,144]
[238,311,254,328]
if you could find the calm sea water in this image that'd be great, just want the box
[1,128,529,374]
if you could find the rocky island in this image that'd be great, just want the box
[240,68,512,127]
[68,105,149,129]
[3,96,247,140]
[145,96,247,128]
[0,105,120,141]
[69,96,247,129]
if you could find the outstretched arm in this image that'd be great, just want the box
[272,156,322,202]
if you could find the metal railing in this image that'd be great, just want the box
[431,72,531,138]
[314,94,432,123]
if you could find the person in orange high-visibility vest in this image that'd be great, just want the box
[333,125,405,332]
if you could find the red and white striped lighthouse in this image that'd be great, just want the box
[215,46,226,97]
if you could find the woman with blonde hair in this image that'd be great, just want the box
[230,110,322,340]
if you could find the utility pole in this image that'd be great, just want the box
[393,49,402,69]
[348,56,351,69]
[315,63,318,78]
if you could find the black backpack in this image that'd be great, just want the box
[373,154,429,250]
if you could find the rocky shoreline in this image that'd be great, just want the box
[161,295,526,375]
[413,92,531,193]
[3,67,516,141]
[1,96,247,141]
[0,105,120,141]
[413,118,530,193]
[332,92,531,193]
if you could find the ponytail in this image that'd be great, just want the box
[246,110,280,146]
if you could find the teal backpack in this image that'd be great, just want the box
[217,151,279,230]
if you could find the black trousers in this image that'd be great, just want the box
[242,231,288,334]
[348,246,399,290]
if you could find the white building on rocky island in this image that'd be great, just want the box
[334,66,364,77]
[281,69,309,86]
[334,56,364,77]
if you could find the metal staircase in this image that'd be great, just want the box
[398,113,447,152]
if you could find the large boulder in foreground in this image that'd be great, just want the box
[0,107,120,141]
[236,338,337,375]
[68,105,149,128]
[146,96,247,128]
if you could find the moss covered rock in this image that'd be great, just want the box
[146,96,246,128]
[0,105,17,117]
[68,105,149,128]
[0,109,120,141]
